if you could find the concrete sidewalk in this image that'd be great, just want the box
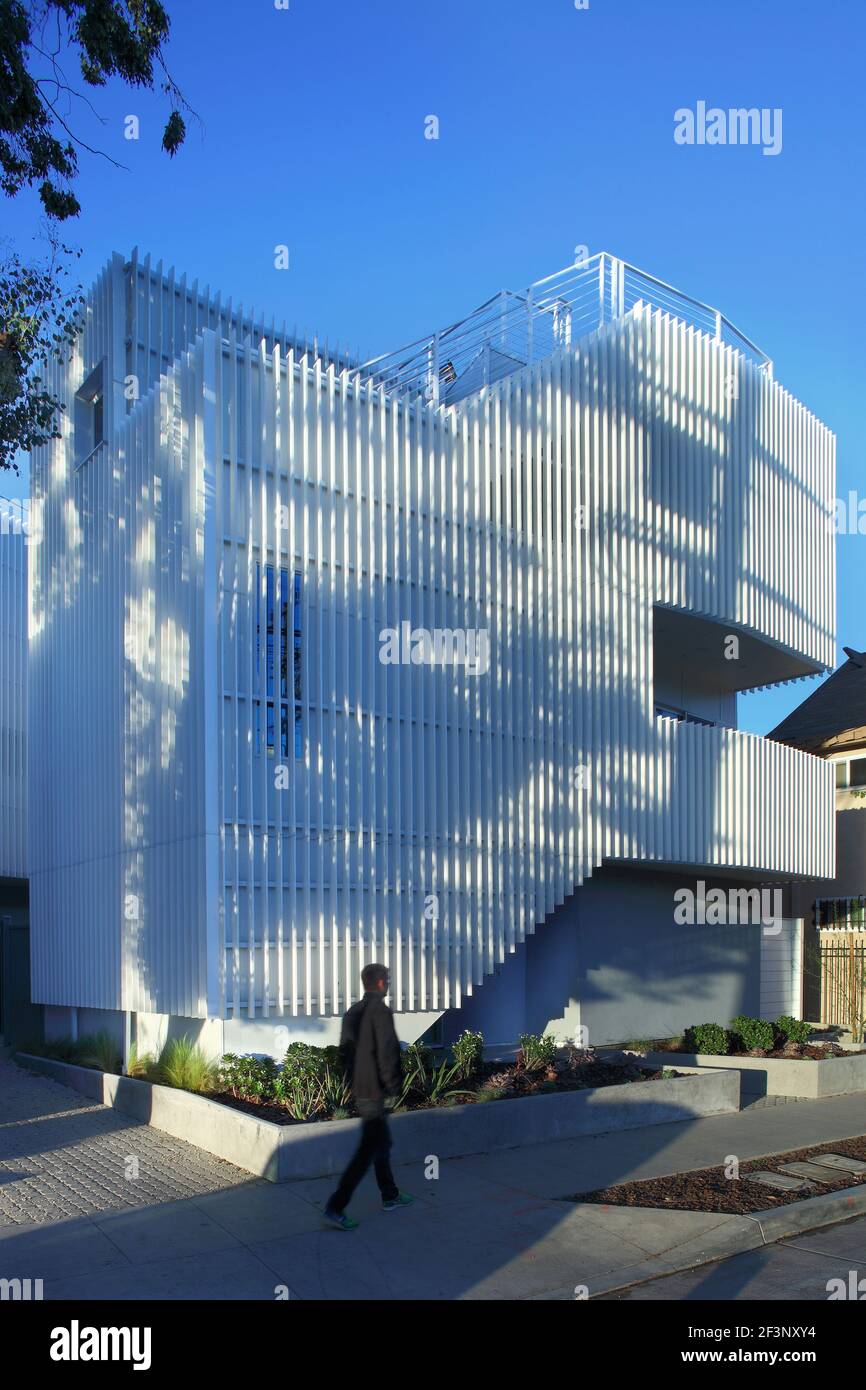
[2,1059,865,1300]
[600,1214,866,1301]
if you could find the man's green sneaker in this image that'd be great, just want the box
[382,1192,414,1212]
[323,1206,359,1230]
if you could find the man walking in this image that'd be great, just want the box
[323,963,414,1230]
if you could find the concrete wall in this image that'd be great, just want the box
[443,864,763,1047]
[40,1003,442,1061]
[760,918,803,1019]
[44,1006,126,1045]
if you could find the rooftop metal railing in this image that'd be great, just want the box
[362,252,773,405]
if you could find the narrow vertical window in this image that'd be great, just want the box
[74,360,106,467]
[266,702,275,757]
[280,567,289,700]
[293,571,302,704]
[293,570,303,758]
[255,561,261,690]
[280,705,289,759]
[263,569,302,763]
[266,564,275,698]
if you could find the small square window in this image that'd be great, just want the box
[850,758,866,787]
[74,361,106,466]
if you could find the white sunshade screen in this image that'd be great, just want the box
[27,261,836,1020]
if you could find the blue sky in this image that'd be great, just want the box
[4,0,864,732]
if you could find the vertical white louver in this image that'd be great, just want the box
[28,260,836,1024]
[0,500,27,879]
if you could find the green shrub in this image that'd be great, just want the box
[217,1053,278,1102]
[158,1035,218,1093]
[451,1029,484,1079]
[683,1022,731,1055]
[319,1056,352,1115]
[282,1042,327,1080]
[126,1043,155,1078]
[774,1015,812,1046]
[729,1015,775,1052]
[397,1042,472,1108]
[77,1031,122,1075]
[27,1035,80,1063]
[517,1032,558,1071]
[272,1069,322,1120]
[271,1043,351,1119]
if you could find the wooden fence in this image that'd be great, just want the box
[810,931,866,1033]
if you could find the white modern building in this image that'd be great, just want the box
[27,250,837,1055]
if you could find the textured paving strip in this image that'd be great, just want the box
[0,1058,248,1226]
[741,1094,811,1109]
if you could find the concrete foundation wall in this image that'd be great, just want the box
[39,1004,443,1062]
[44,1006,126,1045]
[443,865,764,1048]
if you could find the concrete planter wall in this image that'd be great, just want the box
[17,1053,739,1181]
[644,1049,866,1099]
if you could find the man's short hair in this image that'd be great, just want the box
[362,963,389,990]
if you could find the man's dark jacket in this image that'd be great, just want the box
[340,991,402,1118]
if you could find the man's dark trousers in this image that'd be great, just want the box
[329,1115,399,1213]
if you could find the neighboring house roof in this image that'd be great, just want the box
[769,648,866,752]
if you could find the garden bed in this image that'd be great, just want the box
[209,1054,690,1126]
[571,1135,866,1215]
[639,1050,866,1095]
[641,1047,866,1099]
[15,1051,739,1182]
[638,1014,866,1099]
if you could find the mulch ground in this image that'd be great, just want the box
[663,1042,862,1061]
[571,1135,866,1214]
[208,1059,685,1127]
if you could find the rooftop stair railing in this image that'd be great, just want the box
[362,252,773,405]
